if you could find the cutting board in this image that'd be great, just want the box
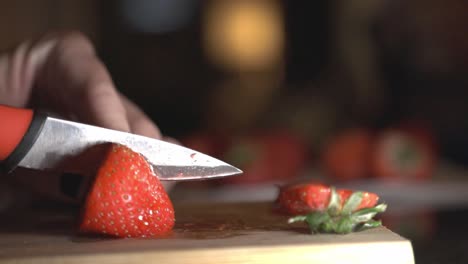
[0,202,414,264]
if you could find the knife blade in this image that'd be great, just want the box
[0,104,242,181]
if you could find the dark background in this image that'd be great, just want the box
[2,0,468,165]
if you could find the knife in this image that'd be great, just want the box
[0,104,242,181]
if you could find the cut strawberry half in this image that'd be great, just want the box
[79,144,175,238]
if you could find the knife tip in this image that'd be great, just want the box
[230,166,243,176]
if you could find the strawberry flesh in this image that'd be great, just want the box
[337,189,379,211]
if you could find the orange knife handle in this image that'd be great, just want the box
[0,104,46,173]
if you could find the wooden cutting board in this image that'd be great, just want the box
[0,202,414,264]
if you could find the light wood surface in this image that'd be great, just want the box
[0,202,414,264]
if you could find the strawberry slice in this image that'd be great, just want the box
[79,144,175,238]
[276,182,386,234]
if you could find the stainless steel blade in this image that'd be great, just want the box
[18,117,242,180]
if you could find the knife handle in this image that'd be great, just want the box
[0,104,46,173]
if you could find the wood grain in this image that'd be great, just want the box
[0,202,414,264]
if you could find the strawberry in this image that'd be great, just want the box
[321,128,373,181]
[371,126,436,181]
[275,183,331,215]
[337,189,379,211]
[276,183,386,234]
[276,183,379,215]
[79,144,175,238]
[222,129,308,184]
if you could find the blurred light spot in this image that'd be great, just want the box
[204,0,284,71]
[120,0,195,33]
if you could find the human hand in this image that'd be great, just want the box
[0,31,162,139]
[0,31,175,202]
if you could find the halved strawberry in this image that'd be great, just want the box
[79,144,175,238]
[276,182,386,234]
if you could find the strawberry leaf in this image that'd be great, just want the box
[335,216,355,234]
[288,211,331,233]
[320,220,336,233]
[306,212,331,232]
[350,204,387,223]
[354,220,383,232]
[327,187,341,216]
[342,191,363,214]
[288,215,307,223]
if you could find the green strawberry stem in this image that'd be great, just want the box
[288,204,387,234]
[288,188,387,234]
[350,204,387,223]
[288,216,307,223]
[341,191,363,214]
[361,220,383,229]
[327,187,342,216]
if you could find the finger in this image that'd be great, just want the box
[120,94,163,139]
[37,31,131,132]
[162,136,182,145]
[78,80,130,132]
[119,96,177,192]
[0,35,57,107]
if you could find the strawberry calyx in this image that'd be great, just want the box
[288,187,387,234]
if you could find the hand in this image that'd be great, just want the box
[0,31,175,203]
[0,31,161,139]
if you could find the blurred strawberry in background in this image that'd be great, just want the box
[372,122,437,181]
[321,128,374,181]
[182,129,309,185]
[182,121,438,185]
[321,122,438,182]
[221,129,309,184]
[181,131,230,159]
[397,121,438,155]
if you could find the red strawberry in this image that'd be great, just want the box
[276,183,379,215]
[397,121,438,153]
[223,129,308,184]
[337,189,379,211]
[79,144,175,238]
[276,183,331,215]
[321,128,373,181]
[276,183,386,234]
[372,127,436,181]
